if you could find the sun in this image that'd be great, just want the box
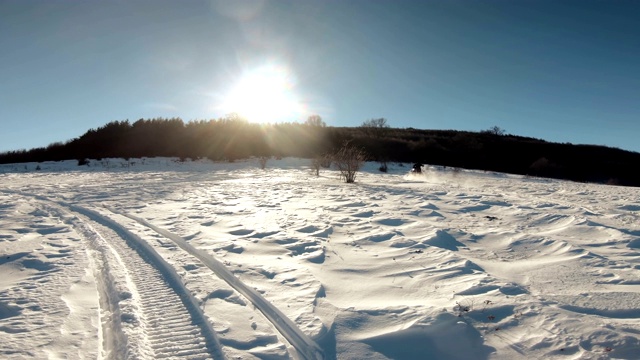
[221,65,305,123]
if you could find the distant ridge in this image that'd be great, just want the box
[2,117,639,186]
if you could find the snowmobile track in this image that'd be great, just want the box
[5,190,323,360]
[62,201,226,360]
[108,207,326,360]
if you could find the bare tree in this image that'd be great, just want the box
[333,141,367,183]
[482,126,506,136]
[361,117,389,137]
[305,114,326,127]
[361,118,389,128]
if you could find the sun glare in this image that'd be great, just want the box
[221,65,305,123]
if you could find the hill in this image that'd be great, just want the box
[1,117,639,186]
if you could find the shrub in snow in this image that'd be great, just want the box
[311,157,321,176]
[258,156,269,169]
[311,154,331,176]
[77,158,89,166]
[333,141,366,183]
[454,299,474,317]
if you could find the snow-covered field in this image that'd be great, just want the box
[1,157,639,360]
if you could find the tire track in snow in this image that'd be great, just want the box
[107,207,326,360]
[68,203,226,360]
[42,203,130,360]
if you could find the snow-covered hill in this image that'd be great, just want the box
[1,158,639,359]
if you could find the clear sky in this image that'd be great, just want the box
[1,0,639,153]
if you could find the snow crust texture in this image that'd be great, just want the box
[1,157,640,359]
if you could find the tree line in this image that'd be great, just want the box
[1,116,639,186]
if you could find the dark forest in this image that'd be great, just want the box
[2,117,638,187]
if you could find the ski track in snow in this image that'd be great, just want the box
[2,158,640,359]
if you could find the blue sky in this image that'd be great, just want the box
[1,0,639,153]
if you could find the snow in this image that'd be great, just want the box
[1,157,640,359]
